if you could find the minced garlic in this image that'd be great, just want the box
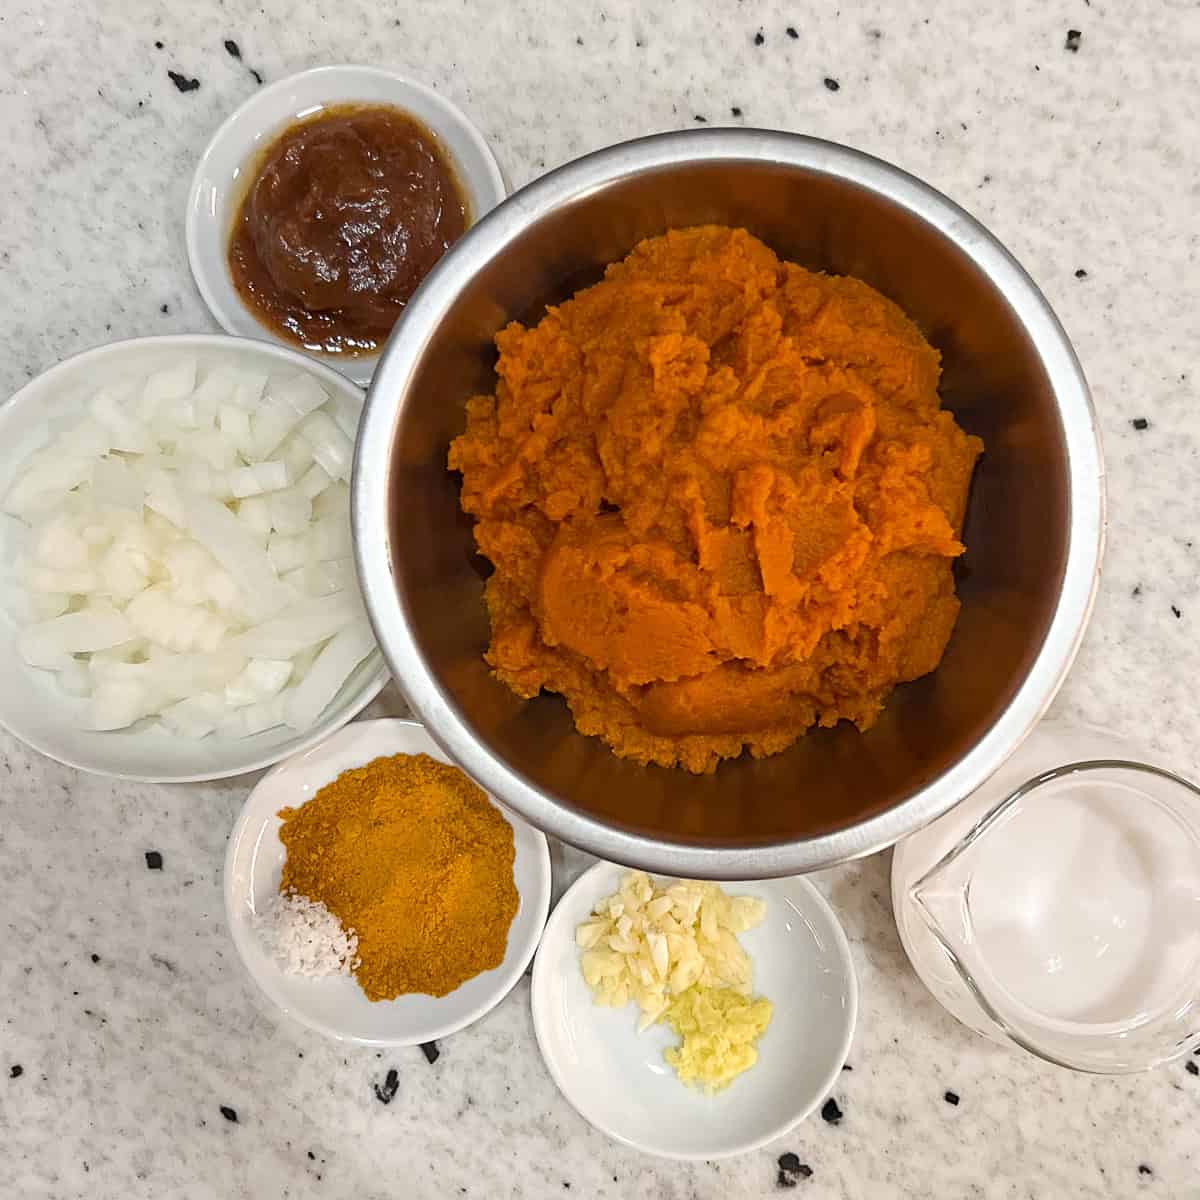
[577,871,771,1088]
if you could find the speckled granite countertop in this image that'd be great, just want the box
[2,1,1199,1197]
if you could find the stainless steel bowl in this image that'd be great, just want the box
[354,130,1104,878]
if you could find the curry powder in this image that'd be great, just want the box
[277,753,519,1001]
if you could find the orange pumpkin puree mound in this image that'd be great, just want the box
[448,226,983,774]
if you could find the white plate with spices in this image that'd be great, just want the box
[224,717,550,1045]
[531,861,857,1160]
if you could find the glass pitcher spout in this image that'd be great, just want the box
[908,785,1038,1057]
[903,750,1200,1074]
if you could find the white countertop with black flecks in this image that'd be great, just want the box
[2,1,1198,1197]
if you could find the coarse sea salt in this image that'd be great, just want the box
[254,890,359,978]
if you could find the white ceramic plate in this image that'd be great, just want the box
[531,862,857,1160]
[0,334,387,782]
[225,719,551,1045]
[186,64,507,386]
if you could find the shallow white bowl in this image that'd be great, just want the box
[0,334,387,782]
[531,861,857,1160]
[186,64,507,386]
[225,719,551,1044]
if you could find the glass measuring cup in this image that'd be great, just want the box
[891,722,1200,1072]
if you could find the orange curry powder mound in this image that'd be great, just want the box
[448,226,983,773]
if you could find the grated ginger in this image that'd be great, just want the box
[663,985,773,1093]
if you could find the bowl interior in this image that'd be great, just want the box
[0,335,386,782]
[376,146,1086,852]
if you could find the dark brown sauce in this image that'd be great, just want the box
[228,104,469,356]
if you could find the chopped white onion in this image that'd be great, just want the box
[190,368,235,423]
[277,431,316,480]
[91,458,144,512]
[313,482,349,522]
[143,357,197,407]
[55,420,112,460]
[181,489,292,622]
[161,692,228,739]
[326,391,361,442]
[0,354,375,736]
[233,368,268,411]
[283,624,374,731]
[225,658,292,708]
[4,456,93,518]
[182,429,239,471]
[229,461,289,499]
[289,642,320,683]
[295,463,332,500]
[298,412,353,481]
[33,512,90,569]
[91,383,149,453]
[97,544,150,603]
[179,459,234,501]
[19,609,133,668]
[57,659,93,697]
[283,558,356,599]
[90,638,149,669]
[267,488,312,535]
[233,593,361,659]
[7,590,70,622]
[218,403,253,453]
[144,469,187,528]
[236,495,273,541]
[88,679,152,731]
[126,584,227,653]
[219,693,287,738]
[266,534,305,575]
[205,568,243,617]
[253,372,329,457]
[26,564,99,595]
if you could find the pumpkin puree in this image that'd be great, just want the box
[449,226,982,773]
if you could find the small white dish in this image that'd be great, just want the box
[225,718,551,1045]
[186,64,507,387]
[531,862,857,1160]
[0,334,387,782]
